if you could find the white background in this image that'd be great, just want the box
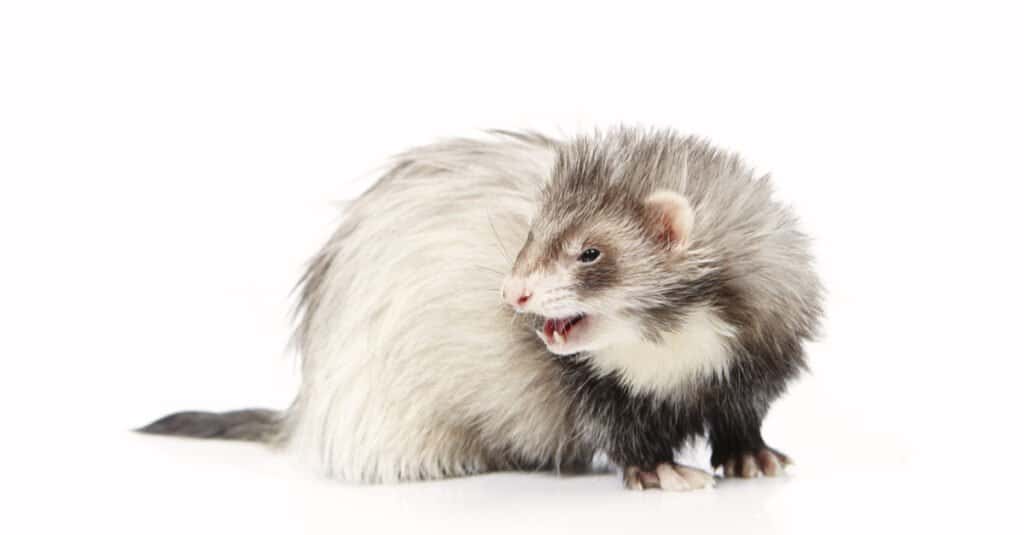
[2,1,1022,534]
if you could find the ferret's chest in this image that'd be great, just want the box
[585,307,738,398]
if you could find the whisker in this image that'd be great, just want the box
[486,213,511,264]
[539,293,575,305]
[470,264,506,276]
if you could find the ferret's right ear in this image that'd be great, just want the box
[643,190,694,254]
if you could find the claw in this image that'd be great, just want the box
[656,464,690,491]
[757,449,782,476]
[639,470,660,489]
[741,453,760,478]
[724,458,737,477]
[624,466,643,490]
[674,464,715,489]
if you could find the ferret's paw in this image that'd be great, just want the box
[624,463,715,491]
[718,447,792,478]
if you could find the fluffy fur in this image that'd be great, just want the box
[140,127,822,489]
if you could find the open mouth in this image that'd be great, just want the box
[540,314,587,346]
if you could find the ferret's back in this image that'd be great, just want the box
[285,133,584,482]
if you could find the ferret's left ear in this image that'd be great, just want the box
[644,190,695,254]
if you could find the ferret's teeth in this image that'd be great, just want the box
[535,329,544,340]
[553,331,565,345]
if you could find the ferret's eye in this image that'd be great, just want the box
[578,248,601,263]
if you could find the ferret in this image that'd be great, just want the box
[140,127,823,491]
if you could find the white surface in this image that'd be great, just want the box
[2,1,1022,533]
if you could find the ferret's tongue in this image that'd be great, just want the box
[543,318,571,338]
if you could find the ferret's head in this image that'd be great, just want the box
[501,135,711,355]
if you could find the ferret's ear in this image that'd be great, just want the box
[643,190,695,254]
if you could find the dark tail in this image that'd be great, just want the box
[136,408,282,443]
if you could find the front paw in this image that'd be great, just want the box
[715,447,791,478]
[623,463,715,491]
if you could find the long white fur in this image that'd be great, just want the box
[285,134,582,482]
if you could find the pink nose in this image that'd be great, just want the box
[502,279,532,309]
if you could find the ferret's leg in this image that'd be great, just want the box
[707,403,791,478]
